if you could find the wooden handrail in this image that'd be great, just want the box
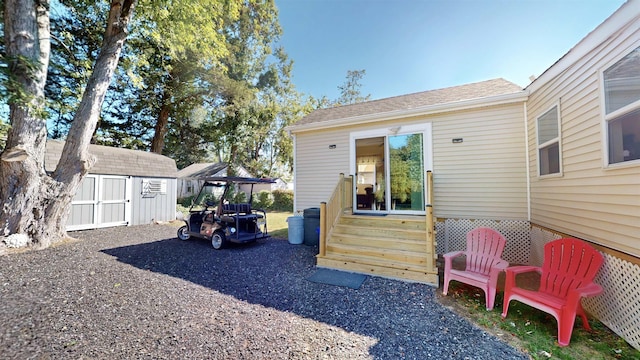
[319,173,353,257]
[425,171,436,272]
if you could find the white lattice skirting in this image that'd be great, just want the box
[530,226,640,351]
[436,219,640,350]
[436,218,531,265]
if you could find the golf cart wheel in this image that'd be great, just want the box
[211,230,226,250]
[177,225,190,241]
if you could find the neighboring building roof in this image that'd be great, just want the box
[177,162,227,178]
[177,162,253,179]
[45,140,177,178]
[292,78,523,129]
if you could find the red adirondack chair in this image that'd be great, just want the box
[501,238,604,346]
[442,227,508,310]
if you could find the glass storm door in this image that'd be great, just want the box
[353,126,429,214]
[355,137,385,211]
[389,133,425,211]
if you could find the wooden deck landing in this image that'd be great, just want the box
[316,214,439,285]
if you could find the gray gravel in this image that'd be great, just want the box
[0,224,528,359]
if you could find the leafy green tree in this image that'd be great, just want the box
[335,69,371,106]
[198,0,305,178]
[46,1,108,139]
[44,0,242,152]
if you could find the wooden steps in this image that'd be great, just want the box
[317,214,438,285]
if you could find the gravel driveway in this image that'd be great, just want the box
[0,224,528,359]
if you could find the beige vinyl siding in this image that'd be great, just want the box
[294,102,528,220]
[527,21,640,256]
[294,128,350,211]
[432,103,528,219]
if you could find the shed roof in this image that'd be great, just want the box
[177,163,253,179]
[292,78,523,128]
[45,140,177,178]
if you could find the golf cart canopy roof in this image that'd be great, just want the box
[202,176,276,185]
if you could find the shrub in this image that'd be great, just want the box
[179,193,218,208]
[178,195,196,207]
[252,190,274,209]
[271,190,293,211]
[234,191,247,203]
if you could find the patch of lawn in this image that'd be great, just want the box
[439,283,640,360]
[266,211,293,239]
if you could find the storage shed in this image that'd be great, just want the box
[45,140,178,231]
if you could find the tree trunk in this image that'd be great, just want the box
[228,143,238,176]
[151,96,171,154]
[0,0,54,246]
[0,0,138,249]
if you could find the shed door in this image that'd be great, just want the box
[67,175,131,231]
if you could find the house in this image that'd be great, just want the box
[45,140,178,231]
[290,78,530,284]
[271,177,294,191]
[287,0,640,350]
[177,163,253,198]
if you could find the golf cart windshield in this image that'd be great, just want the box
[189,177,275,212]
[189,182,225,211]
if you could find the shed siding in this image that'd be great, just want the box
[527,22,640,256]
[131,177,177,225]
[294,102,528,219]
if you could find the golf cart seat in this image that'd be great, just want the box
[223,203,252,215]
[221,203,265,221]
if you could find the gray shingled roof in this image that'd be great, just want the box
[177,163,253,179]
[293,78,523,127]
[45,140,177,178]
[177,162,228,178]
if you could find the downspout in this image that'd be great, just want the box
[523,101,531,221]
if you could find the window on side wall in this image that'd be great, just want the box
[603,45,640,165]
[536,105,561,176]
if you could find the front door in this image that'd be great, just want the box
[351,123,432,215]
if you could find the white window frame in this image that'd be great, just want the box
[349,123,433,215]
[600,43,640,168]
[535,103,562,177]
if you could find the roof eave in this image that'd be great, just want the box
[288,90,529,134]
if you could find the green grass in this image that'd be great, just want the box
[441,283,640,360]
[266,211,293,239]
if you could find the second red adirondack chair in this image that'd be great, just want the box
[443,227,508,311]
[501,238,604,346]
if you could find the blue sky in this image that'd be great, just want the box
[275,0,627,101]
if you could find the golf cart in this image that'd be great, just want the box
[177,176,275,249]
